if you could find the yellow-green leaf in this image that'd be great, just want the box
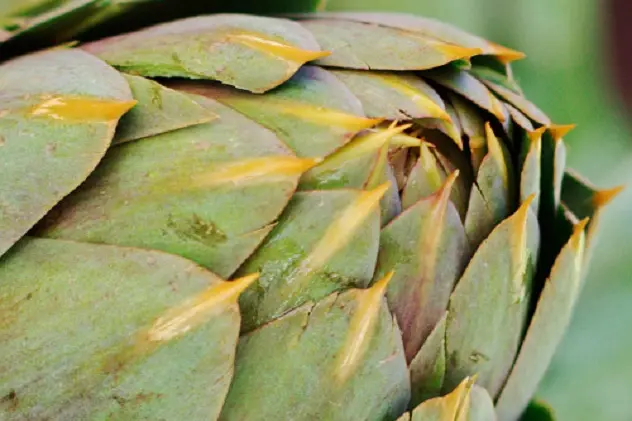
[114,74,216,144]
[38,96,306,278]
[374,172,468,361]
[464,123,515,247]
[299,18,480,70]
[219,284,410,420]
[82,15,328,93]
[496,219,587,421]
[236,185,385,332]
[0,238,244,420]
[445,198,540,396]
[0,49,134,258]
[174,66,378,157]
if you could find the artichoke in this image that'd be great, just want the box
[0,1,622,420]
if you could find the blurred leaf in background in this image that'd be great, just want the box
[325,0,632,420]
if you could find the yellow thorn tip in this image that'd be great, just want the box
[570,218,589,251]
[194,156,319,187]
[489,42,526,63]
[363,182,391,205]
[549,124,576,141]
[593,185,625,208]
[435,42,483,60]
[527,126,547,143]
[514,194,536,228]
[371,270,395,295]
[336,270,393,384]
[485,122,509,184]
[434,169,459,207]
[229,32,330,63]
[147,273,259,342]
[30,96,137,122]
[390,133,423,148]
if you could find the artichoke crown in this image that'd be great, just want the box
[0,1,621,420]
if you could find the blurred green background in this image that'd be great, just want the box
[325,0,632,420]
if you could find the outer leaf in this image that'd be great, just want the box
[374,172,468,361]
[540,129,569,216]
[296,12,525,62]
[537,129,570,286]
[0,49,134,258]
[82,15,328,93]
[0,238,245,420]
[424,67,507,122]
[464,124,515,248]
[236,186,384,332]
[176,66,378,157]
[496,220,587,421]
[401,143,448,208]
[520,128,545,212]
[470,65,523,94]
[560,170,611,220]
[0,1,327,56]
[114,74,216,144]
[480,79,550,125]
[446,92,486,174]
[298,125,407,224]
[561,171,623,278]
[417,114,464,150]
[39,96,305,279]
[330,70,450,121]
[445,198,540,396]
[299,18,480,70]
[505,102,535,132]
[409,313,448,407]
[219,281,411,421]
[422,131,473,219]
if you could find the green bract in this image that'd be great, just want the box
[0,2,621,420]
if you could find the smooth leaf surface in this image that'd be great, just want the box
[299,18,480,70]
[219,286,410,421]
[481,78,550,125]
[295,12,524,62]
[520,128,544,212]
[0,49,133,258]
[178,66,377,157]
[236,187,383,332]
[401,143,448,208]
[447,92,487,173]
[0,238,241,420]
[82,14,327,93]
[330,70,450,121]
[445,199,540,396]
[409,313,448,407]
[496,220,586,421]
[299,126,406,223]
[424,67,506,122]
[39,96,302,279]
[374,173,468,361]
[464,124,515,248]
[114,74,216,144]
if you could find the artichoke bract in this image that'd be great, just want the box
[0,2,621,420]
